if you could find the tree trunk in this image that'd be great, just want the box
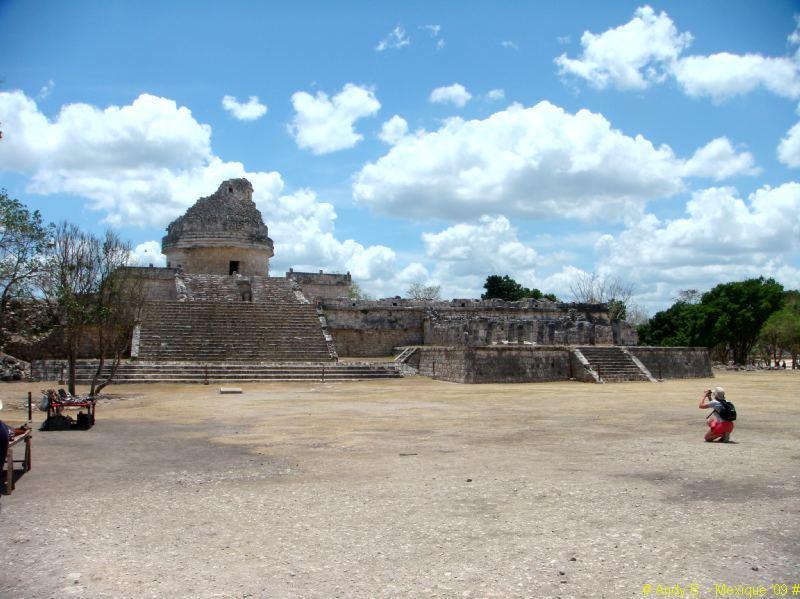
[89,354,105,397]
[92,350,123,396]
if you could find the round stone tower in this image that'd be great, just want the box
[162,178,274,276]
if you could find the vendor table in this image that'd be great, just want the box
[48,397,96,426]
[3,427,32,495]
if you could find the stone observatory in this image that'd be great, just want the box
[161,178,274,276]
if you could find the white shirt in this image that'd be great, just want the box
[706,399,724,421]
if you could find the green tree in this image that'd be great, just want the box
[642,278,784,362]
[758,295,800,367]
[694,277,784,364]
[0,191,48,347]
[637,301,702,346]
[481,275,556,302]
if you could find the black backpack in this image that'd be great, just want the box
[716,398,737,422]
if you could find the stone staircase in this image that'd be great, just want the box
[137,278,333,362]
[179,274,240,301]
[575,346,650,382]
[178,274,306,304]
[71,361,401,383]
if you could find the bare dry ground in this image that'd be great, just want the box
[0,370,798,598]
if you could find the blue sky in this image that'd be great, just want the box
[1,1,799,312]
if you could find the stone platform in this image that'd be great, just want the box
[399,345,711,384]
[33,360,402,383]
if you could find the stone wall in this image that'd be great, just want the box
[626,347,712,379]
[165,245,270,277]
[324,297,611,318]
[613,321,639,346]
[424,316,615,346]
[6,326,109,362]
[287,269,351,302]
[323,306,424,356]
[321,298,624,357]
[416,346,574,384]
[30,359,67,382]
[120,266,178,301]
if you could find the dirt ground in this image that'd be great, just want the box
[0,370,798,598]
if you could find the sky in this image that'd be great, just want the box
[1,0,799,313]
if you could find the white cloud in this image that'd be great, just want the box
[354,101,750,222]
[419,215,586,299]
[557,36,570,45]
[501,41,519,51]
[555,5,691,90]
[288,83,380,155]
[672,53,800,101]
[436,39,445,51]
[38,80,55,99]
[423,216,537,265]
[131,241,166,266]
[378,115,409,145]
[486,89,505,101]
[595,183,800,308]
[0,89,397,293]
[221,95,267,121]
[778,121,800,167]
[0,91,212,175]
[0,90,215,227]
[681,137,759,180]
[429,83,472,107]
[376,25,410,52]
[556,5,800,101]
[260,187,397,281]
[423,215,539,293]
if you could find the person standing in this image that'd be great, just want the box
[699,387,735,442]
[0,417,9,508]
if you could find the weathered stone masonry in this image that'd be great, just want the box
[321,297,636,357]
[162,179,274,276]
[286,269,352,302]
[14,177,711,384]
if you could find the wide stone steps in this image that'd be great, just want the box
[137,276,333,362]
[178,275,305,304]
[72,361,401,383]
[576,346,649,382]
[179,274,240,301]
[136,353,333,362]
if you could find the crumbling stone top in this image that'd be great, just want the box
[162,179,273,251]
[286,269,352,285]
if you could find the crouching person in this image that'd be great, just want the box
[699,387,736,442]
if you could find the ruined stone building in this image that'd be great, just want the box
[21,178,711,384]
[162,178,274,277]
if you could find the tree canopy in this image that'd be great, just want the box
[638,277,787,364]
[0,201,144,394]
[0,190,48,345]
[637,300,700,347]
[757,291,800,364]
[481,275,557,302]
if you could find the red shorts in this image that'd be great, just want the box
[709,420,734,435]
